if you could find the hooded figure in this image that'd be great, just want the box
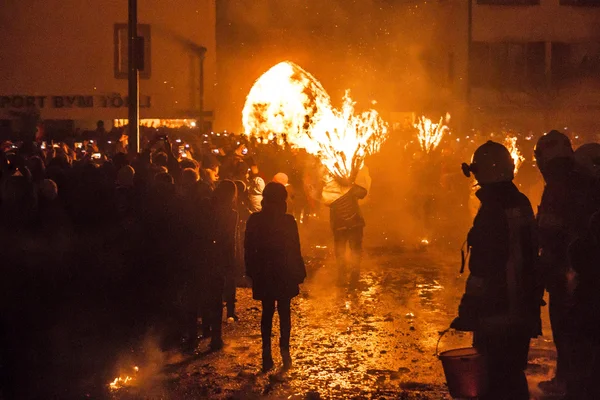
[568,210,600,399]
[560,142,600,399]
[534,130,597,396]
[245,182,306,372]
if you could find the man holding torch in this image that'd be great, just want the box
[322,166,371,288]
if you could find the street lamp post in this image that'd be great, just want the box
[198,47,207,133]
[128,0,140,155]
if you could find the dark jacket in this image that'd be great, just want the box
[568,222,600,343]
[245,210,306,300]
[329,185,368,231]
[537,163,595,291]
[206,204,238,277]
[454,182,542,337]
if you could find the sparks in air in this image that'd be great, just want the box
[242,61,389,180]
[414,114,450,153]
[503,136,525,174]
[108,366,139,391]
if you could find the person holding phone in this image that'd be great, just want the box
[220,144,249,181]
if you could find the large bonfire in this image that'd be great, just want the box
[242,61,389,181]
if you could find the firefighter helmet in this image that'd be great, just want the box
[534,130,573,170]
[462,140,514,184]
[574,142,600,178]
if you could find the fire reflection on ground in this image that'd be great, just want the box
[111,248,555,399]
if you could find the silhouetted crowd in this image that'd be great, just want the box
[3,125,600,399]
[0,131,312,399]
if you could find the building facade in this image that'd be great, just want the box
[444,0,600,133]
[0,0,216,134]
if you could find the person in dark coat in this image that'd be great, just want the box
[202,180,238,351]
[452,141,543,400]
[534,130,596,395]
[223,179,250,321]
[562,143,600,399]
[245,182,306,372]
[568,211,600,399]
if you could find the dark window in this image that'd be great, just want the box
[552,42,600,86]
[43,120,75,142]
[560,0,600,5]
[476,0,539,5]
[114,24,151,79]
[526,42,546,88]
[0,120,11,140]
[470,42,545,90]
[470,42,492,88]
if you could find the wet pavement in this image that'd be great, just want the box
[111,242,558,399]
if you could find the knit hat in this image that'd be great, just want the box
[262,182,287,204]
[38,179,58,201]
[117,165,135,187]
[273,172,289,186]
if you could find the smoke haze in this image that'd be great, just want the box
[216,0,451,131]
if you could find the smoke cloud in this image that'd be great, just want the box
[216,0,449,131]
[216,0,473,248]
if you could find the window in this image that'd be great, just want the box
[114,24,151,79]
[0,120,11,138]
[470,42,545,90]
[560,0,600,5]
[552,42,600,85]
[420,50,455,88]
[476,0,539,5]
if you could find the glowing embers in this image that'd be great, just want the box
[242,61,389,180]
[113,119,197,128]
[414,114,450,154]
[108,366,139,391]
[502,136,525,175]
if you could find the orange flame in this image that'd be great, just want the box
[108,366,139,391]
[242,61,388,180]
[414,115,449,153]
[503,136,525,175]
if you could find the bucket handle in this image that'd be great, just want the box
[435,328,451,357]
